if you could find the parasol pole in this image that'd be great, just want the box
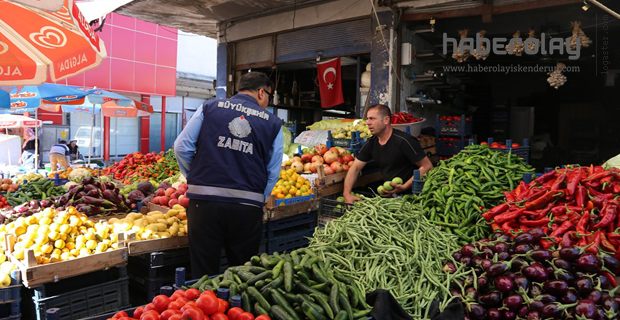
[34,109,38,172]
[88,103,94,165]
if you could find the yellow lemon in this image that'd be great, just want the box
[54,239,65,249]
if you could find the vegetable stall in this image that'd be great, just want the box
[0,115,619,320]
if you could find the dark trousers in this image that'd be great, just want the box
[187,199,263,278]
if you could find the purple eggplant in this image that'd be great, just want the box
[575,299,597,318]
[460,256,472,266]
[523,262,549,282]
[514,244,533,254]
[598,274,611,290]
[554,269,575,282]
[486,308,501,320]
[518,306,529,317]
[543,280,569,296]
[588,290,602,303]
[481,259,493,271]
[479,291,502,307]
[511,258,529,271]
[537,294,558,304]
[576,277,594,295]
[493,275,514,292]
[529,300,544,312]
[502,294,523,310]
[493,242,509,253]
[559,247,581,261]
[481,247,494,259]
[603,297,619,312]
[602,254,620,274]
[487,262,510,277]
[443,262,457,273]
[498,252,510,261]
[529,250,552,262]
[541,303,561,318]
[453,251,463,261]
[514,233,534,244]
[527,228,546,241]
[561,289,578,304]
[526,310,541,320]
[502,310,516,320]
[477,275,489,289]
[468,303,486,319]
[514,275,529,290]
[553,258,572,270]
[576,253,602,273]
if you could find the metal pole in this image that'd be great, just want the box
[34,109,38,172]
[88,104,94,165]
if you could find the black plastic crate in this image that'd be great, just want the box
[437,115,472,137]
[436,137,467,156]
[129,275,171,305]
[266,229,313,254]
[318,195,349,227]
[412,169,424,194]
[0,271,20,304]
[487,138,530,163]
[264,212,317,238]
[32,269,130,320]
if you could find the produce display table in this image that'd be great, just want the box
[120,233,189,256]
[317,171,382,197]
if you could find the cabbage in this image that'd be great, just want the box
[68,168,92,183]
[282,126,292,155]
[603,153,620,170]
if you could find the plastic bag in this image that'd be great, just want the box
[603,153,620,170]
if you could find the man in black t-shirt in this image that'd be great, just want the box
[343,104,433,203]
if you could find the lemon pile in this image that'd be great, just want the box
[107,204,187,241]
[0,247,16,288]
[0,207,119,265]
[271,169,313,199]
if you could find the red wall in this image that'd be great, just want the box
[58,13,178,97]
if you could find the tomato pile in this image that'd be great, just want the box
[391,112,423,124]
[108,288,269,320]
[0,195,9,209]
[481,141,522,149]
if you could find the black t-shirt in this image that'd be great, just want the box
[357,129,426,181]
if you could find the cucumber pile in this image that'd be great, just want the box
[190,248,370,320]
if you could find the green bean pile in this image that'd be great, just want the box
[309,197,465,318]
[413,145,534,244]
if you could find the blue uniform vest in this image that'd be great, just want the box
[187,94,281,207]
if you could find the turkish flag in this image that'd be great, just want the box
[317,57,344,108]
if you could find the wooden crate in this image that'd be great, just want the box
[264,198,319,221]
[315,166,347,187]
[145,202,172,214]
[5,235,127,288]
[120,233,189,256]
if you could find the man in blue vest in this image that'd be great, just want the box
[174,72,283,277]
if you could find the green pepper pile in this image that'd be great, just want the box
[412,145,534,244]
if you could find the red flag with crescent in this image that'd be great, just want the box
[316,57,344,108]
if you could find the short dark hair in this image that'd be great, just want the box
[367,104,392,119]
[59,140,67,144]
[238,72,274,92]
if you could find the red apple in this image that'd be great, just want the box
[342,154,354,163]
[301,153,313,163]
[162,196,170,205]
[168,198,179,207]
[311,155,324,164]
[171,192,180,200]
[329,147,339,154]
[314,144,328,155]
[323,151,339,164]
[323,164,335,175]
[165,187,176,197]
[155,188,166,197]
[330,161,343,173]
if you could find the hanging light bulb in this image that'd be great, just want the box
[582,0,590,11]
[429,17,436,32]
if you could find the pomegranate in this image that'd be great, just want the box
[301,153,314,163]
[323,151,339,164]
[291,161,304,173]
[323,165,335,175]
[330,162,344,173]
[312,155,324,164]
[342,154,354,163]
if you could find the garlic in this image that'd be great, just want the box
[472,30,489,61]
[569,21,591,49]
[547,63,567,89]
[506,31,524,56]
[452,29,470,63]
[526,29,537,52]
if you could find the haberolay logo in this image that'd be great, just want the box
[443,33,582,60]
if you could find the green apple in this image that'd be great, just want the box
[336,196,345,202]
[383,181,394,191]
[377,185,385,194]
[392,177,404,185]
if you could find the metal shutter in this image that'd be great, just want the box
[276,19,371,63]
[235,36,274,68]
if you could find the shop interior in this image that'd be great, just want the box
[401,4,620,171]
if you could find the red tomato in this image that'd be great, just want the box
[217,299,229,314]
[226,307,244,320]
[196,295,219,315]
[152,295,171,312]
[236,312,254,320]
[181,301,198,311]
[211,313,228,320]
[117,317,135,320]
[170,290,186,301]
[255,315,271,320]
[143,303,158,313]
[160,309,182,320]
[140,310,160,320]
[168,300,185,310]
[168,315,183,320]
[133,307,145,319]
[113,311,129,318]
[201,290,217,299]
[511,143,520,148]
[185,288,201,300]
[480,141,488,145]
[182,307,205,320]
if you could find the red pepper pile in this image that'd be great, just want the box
[104,150,179,184]
[391,112,423,124]
[108,288,268,320]
[483,165,620,255]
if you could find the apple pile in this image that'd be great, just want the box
[151,183,190,208]
[283,144,355,175]
[377,177,404,196]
